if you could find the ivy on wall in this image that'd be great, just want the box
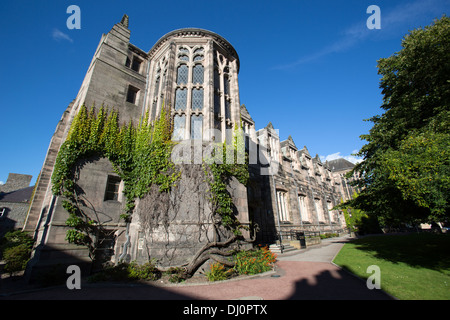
[51,104,250,263]
[203,124,249,235]
[51,105,179,249]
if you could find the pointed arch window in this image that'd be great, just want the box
[224,74,230,95]
[192,88,204,110]
[214,67,220,90]
[192,64,204,84]
[175,88,187,110]
[194,55,204,62]
[179,55,189,62]
[173,114,186,140]
[193,47,204,54]
[191,114,203,140]
[179,47,189,54]
[177,65,188,85]
[225,99,231,119]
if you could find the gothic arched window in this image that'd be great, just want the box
[192,88,203,110]
[190,114,203,140]
[175,88,187,110]
[179,55,189,62]
[192,64,204,84]
[177,64,188,85]
[173,114,186,140]
[224,74,230,95]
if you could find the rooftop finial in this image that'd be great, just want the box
[120,14,129,28]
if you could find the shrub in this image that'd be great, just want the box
[127,261,161,281]
[206,262,234,282]
[320,233,339,239]
[88,260,161,282]
[3,244,31,275]
[165,266,187,283]
[0,230,34,275]
[234,246,277,275]
[0,230,34,251]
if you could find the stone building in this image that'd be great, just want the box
[0,173,34,237]
[22,16,355,278]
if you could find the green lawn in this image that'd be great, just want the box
[333,233,450,300]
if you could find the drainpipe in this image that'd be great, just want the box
[118,222,131,262]
[141,56,152,120]
[271,172,283,253]
[290,161,303,229]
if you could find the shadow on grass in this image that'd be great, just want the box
[350,233,450,274]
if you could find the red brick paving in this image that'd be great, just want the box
[2,261,391,300]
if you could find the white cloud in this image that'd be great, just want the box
[0,181,4,185]
[320,151,362,164]
[52,28,73,43]
[274,0,448,70]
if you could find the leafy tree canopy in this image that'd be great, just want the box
[346,16,450,226]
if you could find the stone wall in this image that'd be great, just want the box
[0,202,30,237]
[0,173,32,193]
[130,161,250,267]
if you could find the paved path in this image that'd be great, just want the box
[278,236,349,263]
[1,236,393,300]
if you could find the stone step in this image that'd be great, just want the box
[269,244,297,254]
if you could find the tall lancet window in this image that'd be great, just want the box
[192,88,203,110]
[152,74,160,120]
[173,114,186,141]
[192,65,204,84]
[191,114,203,140]
[175,88,187,111]
[225,99,232,120]
[177,65,188,85]
[224,74,230,95]
[173,45,205,141]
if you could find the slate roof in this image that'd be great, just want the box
[327,158,355,172]
[0,186,35,203]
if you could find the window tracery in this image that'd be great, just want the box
[192,64,204,84]
[192,88,203,110]
[177,64,188,85]
[190,114,203,140]
[173,114,186,141]
[171,46,205,140]
[175,88,187,111]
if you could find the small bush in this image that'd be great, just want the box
[206,262,234,282]
[88,260,161,282]
[0,230,34,251]
[165,266,187,283]
[320,233,339,239]
[0,230,34,275]
[128,261,161,281]
[3,244,31,274]
[234,246,277,275]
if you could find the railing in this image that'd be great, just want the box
[257,227,349,245]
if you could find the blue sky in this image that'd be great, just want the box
[0,0,448,185]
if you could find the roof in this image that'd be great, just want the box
[240,104,254,123]
[327,158,355,172]
[0,186,34,203]
[148,28,240,72]
[280,135,297,151]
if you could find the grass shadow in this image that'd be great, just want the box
[350,233,450,275]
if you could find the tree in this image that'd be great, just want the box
[346,16,450,226]
[382,119,449,219]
